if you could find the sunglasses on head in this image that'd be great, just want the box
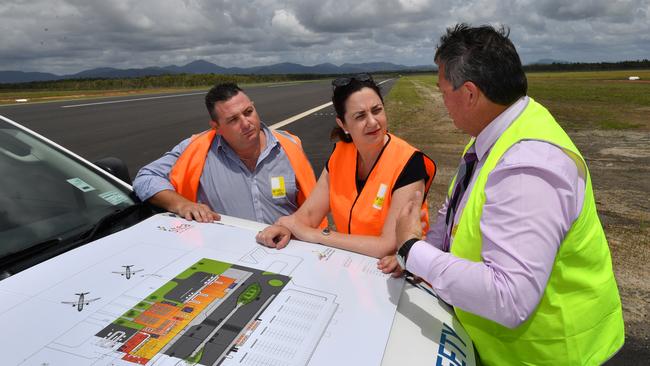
[331,73,374,87]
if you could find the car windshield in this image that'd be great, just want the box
[0,119,135,260]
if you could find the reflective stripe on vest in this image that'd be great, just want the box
[328,133,436,236]
[169,129,318,207]
[450,99,624,365]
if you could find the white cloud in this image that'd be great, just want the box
[272,9,308,35]
[0,0,648,74]
[399,0,431,12]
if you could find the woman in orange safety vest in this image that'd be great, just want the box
[257,74,435,273]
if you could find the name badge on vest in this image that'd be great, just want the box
[271,176,286,199]
[372,183,388,210]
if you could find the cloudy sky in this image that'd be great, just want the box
[1,0,648,75]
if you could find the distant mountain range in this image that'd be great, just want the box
[0,60,436,84]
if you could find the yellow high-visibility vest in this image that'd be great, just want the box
[450,99,624,365]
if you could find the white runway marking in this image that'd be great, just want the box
[61,91,206,108]
[269,102,333,130]
[269,79,392,130]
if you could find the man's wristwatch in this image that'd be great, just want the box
[396,238,419,271]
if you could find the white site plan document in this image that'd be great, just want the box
[0,213,403,366]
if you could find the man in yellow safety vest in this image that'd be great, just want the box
[393,24,624,365]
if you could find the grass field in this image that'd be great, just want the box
[384,70,650,363]
[527,70,650,130]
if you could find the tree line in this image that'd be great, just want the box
[0,73,333,91]
[523,59,650,72]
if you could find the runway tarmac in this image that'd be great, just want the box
[0,79,395,178]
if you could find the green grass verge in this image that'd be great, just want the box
[383,74,450,146]
[386,76,426,109]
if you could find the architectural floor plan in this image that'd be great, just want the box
[95,259,293,365]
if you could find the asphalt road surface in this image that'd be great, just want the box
[0,79,395,180]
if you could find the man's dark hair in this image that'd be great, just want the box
[435,23,527,105]
[205,82,243,122]
[330,76,383,143]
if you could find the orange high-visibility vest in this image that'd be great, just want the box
[169,128,318,207]
[328,133,436,236]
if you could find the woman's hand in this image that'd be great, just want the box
[377,255,404,278]
[256,225,292,249]
[277,215,317,243]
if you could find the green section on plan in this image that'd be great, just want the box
[176,258,232,280]
[185,346,204,364]
[148,280,181,305]
[111,258,233,331]
[123,309,142,319]
[115,317,145,330]
[268,279,284,287]
[135,301,149,310]
[238,283,261,305]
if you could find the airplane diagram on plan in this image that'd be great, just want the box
[61,292,101,312]
[112,265,144,280]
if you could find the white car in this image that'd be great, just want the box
[0,114,154,279]
[0,114,474,366]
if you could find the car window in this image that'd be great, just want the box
[0,121,135,259]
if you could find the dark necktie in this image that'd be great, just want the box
[442,145,478,251]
